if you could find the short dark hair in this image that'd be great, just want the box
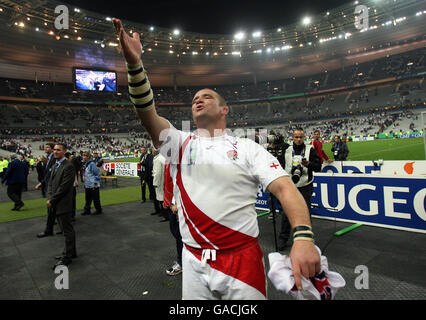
[46,142,55,149]
[54,143,67,151]
[314,130,320,134]
[215,91,227,107]
[294,127,304,133]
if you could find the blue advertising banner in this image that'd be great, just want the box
[256,185,279,212]
[311,173,426,233]
[256,185,270,211]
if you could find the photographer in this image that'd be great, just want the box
[278,128,321,250]
[331,136,349,161]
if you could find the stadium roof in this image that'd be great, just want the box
[60,0,346,35]
[0,0,425,86]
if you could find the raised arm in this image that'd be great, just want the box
[113,18,169,148]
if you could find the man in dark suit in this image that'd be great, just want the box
[1,154,26,211]
[139,147,148,202]
[142,148,159,214]
[36,155,47,197]
[47,143,77,269]
[36,143,57,238]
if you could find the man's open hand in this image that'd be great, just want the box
[112,18,142,65]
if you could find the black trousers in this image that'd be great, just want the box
[72,186,76,218]
[57,212,76,258]
[279,183,313,242]
[45,206,57,234]
[84,187,102,214]
[140,176,147,201]
[7,183,24,207]
[146,176,155,200]
[168,208,183,266]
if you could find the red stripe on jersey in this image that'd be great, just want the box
[176,135,256,250]
[185,241,267,297]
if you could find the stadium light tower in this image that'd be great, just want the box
[234,31,245,41]
[252,31,262,38]
[302,16,312,25]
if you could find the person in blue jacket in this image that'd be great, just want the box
[1,154,26,210]
[81,152,102,215]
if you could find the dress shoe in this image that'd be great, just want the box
[37,232,53,238]
[14,203,24,211]
[52,258,72,270]
[56,231,63,235]
[92,211,102,215]
[150,212,159,216]
[81,212,91,215]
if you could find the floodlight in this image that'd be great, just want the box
[252,31,261,38]
[234,32,245,40]
[302,16,311,25]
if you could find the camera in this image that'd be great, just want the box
[291,157,306,184]
[291,164,303,184]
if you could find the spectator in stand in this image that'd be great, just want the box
[1,154,26,211]
[331,136,349,161]
[311,130,333,165]
[81,152,102,215]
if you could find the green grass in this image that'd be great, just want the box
[2,137,423,224]
[322,137,425,161]
[112,138,425,162]
[0,185,144,224]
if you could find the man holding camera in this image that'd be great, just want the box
[278,128,321,250]
[331,135,349,161]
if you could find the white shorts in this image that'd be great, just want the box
[182,240,267,300]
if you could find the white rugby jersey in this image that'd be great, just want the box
[160,125,288,250]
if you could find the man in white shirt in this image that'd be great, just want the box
[152,148,168,222]
[113,18,320,300]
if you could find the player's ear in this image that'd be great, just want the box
[221,105,229,116]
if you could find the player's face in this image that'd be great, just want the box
[191,89,225,123]
[53,145,66,159]
[293,130,305,145]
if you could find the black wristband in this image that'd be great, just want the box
[293,232,314,239]
[293,225,312,233]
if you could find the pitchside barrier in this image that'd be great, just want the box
[103,160,426,233]
[256,160,426,234]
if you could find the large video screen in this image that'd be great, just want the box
[73,68,117,92]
